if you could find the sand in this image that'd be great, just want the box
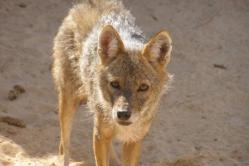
[0,0,248,165]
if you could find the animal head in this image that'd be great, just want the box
[97,25,172,126]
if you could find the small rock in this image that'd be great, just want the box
[0,116,26,128]
[213,64,227,70]
[14,85,26,94]
[18,3,27,8]
[150,14,158,21]
[8,90,18,101]
[7,85,26,101]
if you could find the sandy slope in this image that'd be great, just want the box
[0,0,248,165]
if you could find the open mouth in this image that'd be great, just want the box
[117,120,132,126]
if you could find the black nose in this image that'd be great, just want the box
[117,110,131,120]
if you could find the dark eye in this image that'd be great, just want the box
[138,84,149,92]
[110,81,120,89]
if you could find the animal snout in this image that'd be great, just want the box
[117,110,131,121]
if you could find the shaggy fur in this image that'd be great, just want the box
[52,0,173,165]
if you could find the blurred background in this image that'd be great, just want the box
[0,0,248,165]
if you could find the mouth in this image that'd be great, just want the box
[117,120,132,126]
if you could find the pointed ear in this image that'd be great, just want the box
[143,31,172,67]
[98,25,124,64]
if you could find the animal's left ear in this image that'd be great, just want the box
[143,31,172,67]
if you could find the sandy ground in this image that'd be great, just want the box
[0,0,249,165]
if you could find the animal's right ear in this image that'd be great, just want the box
[98,25,124,64]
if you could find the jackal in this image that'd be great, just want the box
[52,0,173,165]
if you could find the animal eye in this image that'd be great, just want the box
[138,84,149,92]
[110,81,120,89]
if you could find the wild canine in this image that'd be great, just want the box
[52,0,173,165]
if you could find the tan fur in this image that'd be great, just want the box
[52,1,173,166]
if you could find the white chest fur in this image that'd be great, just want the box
[114,122,150,142]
